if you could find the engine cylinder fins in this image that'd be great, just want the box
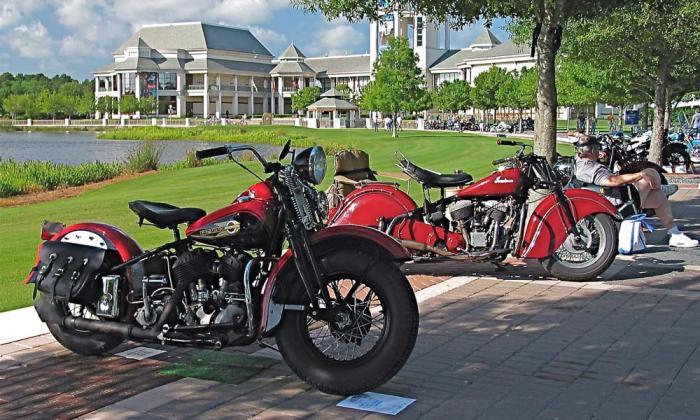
[447,200,474,221]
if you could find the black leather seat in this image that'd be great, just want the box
[399,158,473,188]
[128,200,206,229]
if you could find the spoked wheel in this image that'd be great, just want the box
[306,278,386,362]
[36,294,124,355]
[540,213,618,282]
[275,250,418,395]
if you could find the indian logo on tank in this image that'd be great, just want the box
[494,175,514,184]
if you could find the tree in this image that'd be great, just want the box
[77,92,95,118]
[96,96,114,117]
[563,0,700,164]
[138,96,157,116]
[291,86,321,115]
[334,83,352,99]
[3,95,37,119]
[433,80,472,114]
[358,36,430,137]
[293,0,635,161]
[495,68,537,129]
[38,90,62,119]
[119,94,138,116]
[472,66,509,123]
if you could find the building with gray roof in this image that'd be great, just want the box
[94,18,533,117]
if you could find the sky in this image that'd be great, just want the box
[0,0,510,80]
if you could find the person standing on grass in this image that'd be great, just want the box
[396,114,402,132]
[607,113,615,132]
[572,134,697,248]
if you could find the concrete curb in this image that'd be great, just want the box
[0,306,49,345]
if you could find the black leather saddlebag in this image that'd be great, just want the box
[30,241,108,305]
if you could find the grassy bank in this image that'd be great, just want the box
[98,126,354,155]
[0,160,123,197]
[0,127,572,311]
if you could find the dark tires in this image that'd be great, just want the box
[36,295,123,356]
[540,213,618,282]
[663,146,691,172]
[275,250,418,395]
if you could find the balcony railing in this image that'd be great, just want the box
[283,87,298,93]
[187,84,204,90]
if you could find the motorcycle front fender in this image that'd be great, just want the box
[24,222,143,285]
[518,189,619,259]
[258,225,411,336]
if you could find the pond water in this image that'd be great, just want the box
[0,131,278,165]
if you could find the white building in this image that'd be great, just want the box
[94,18,534,117]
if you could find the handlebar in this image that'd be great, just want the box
[195,147,229,160]
[492,157,510,165]
[497,139,518,146]
[196,144,272,172]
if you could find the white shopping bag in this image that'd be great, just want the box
[618,214,654,255]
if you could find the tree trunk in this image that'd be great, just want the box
[392,113,397,138]
[649,64,669,165]
[641,103,649,130]
[664,89,672,130]
[534,12,560,163]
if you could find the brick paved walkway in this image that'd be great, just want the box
[1,191,698,419]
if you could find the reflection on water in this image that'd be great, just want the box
[0,131,276,165]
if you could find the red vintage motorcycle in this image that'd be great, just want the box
[25,141,418,395]
[329,140,620,281]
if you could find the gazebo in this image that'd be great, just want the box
[306,88,359,128]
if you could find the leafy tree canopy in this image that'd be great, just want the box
[433,80,472,113]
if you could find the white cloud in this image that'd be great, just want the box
[7,22,57,59]
[305,20,368,56]
[0,1,44,29]
[249,26,289,55]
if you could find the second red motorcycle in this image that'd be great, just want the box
[329,140,620,281]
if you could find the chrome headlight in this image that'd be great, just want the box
[293,146,326,185]
[553,157,574,184]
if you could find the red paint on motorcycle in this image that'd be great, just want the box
[24,222,143,284]
[457,168,524,198]
[518,188,618,259]
[186,181,278,248]
[258,225,411,335]
[393,219,465,253]
[328,183,418,227]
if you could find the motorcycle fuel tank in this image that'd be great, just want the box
[457,168,524,198]
[186,181,277,248]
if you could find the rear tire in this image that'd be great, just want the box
[37,295,123,356]
[540,213,618,282]
[275,250,418,395]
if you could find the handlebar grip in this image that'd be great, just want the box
[492,158,508,165]
[497,139,517,146]
[195,147,229,160]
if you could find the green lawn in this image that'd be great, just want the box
[0,127,571,312]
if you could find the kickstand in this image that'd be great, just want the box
[258,340,280,353]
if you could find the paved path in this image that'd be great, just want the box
[1,191,699,419]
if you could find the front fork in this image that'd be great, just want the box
[553,187,582,241]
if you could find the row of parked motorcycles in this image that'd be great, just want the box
[26,136,657,397]
[426,117,535,133]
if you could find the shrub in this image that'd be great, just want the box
[124,143,163,173]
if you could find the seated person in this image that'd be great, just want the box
[573,135,698,248]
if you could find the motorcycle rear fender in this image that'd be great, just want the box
[258,225,411,335]
[24,222,143,285]
[518,188,619,259]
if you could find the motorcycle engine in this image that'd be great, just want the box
[447,199,514,251]
[133,249,249,328]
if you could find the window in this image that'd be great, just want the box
[416,17,423,47]
[433,72,460,88]
[159,72,177,90]
[122,73,136,94]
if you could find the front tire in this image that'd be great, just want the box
[540,213,618,282]
[36,295,123,356]
[275,250,418,395]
